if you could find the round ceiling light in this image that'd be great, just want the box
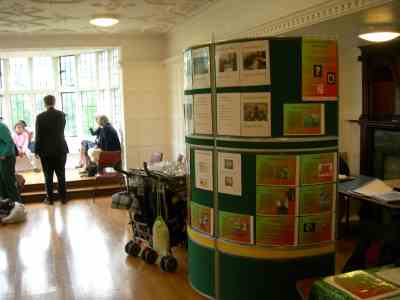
[358,31,400,43]
[90,16,119,27]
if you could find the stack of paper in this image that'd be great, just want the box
[325,270,400,300]
[353,179,400,203]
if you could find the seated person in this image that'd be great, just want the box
[79,115,121,174]
[18,120,35,153]
[12,121,40,172]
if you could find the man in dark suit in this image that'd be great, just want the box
[35,95,69,205]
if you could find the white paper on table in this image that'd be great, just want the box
[184,50,193,90]
[240,92,271,137]
[218,152,242,196]
[376,268,400,286]
[193,94,212,135]
[195,150,213,191]
[353,179,393,197]
[239,40,270,86]
[192,47,210,89]
[217,93,241,136]
[216,43,240,87]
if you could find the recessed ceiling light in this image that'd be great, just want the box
[358,30,400,43]
[90,16,119,27]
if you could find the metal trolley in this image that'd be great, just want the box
[117,163,187,272]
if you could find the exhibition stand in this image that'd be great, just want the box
[184,37,338,300]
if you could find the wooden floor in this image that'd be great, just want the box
[0,196,355,300]
[0,197,204,300]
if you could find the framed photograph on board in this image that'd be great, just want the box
[239,40,271,86]
[283,103,325,136]
[216,43,240,87]
[192,47,210,89]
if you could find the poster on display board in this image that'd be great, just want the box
[255,215,296,246]
[239,40,271,86]
[190,202,214,236]
[193,94,212,135]
[299,183,335,215]
[240,93,271,137]
[219,211,254,244]
[217,93,241,136]
[218,152,242,196]
[256,155,299,186]
[194,150,213,191]
[256,186,296,216]
[184,50,192,90]
[298,213,332,245]
[302,39,338,101]
[216,43,240,87]
[283,103,325,136]
[192,47,210,89]
[300,152,337,185]
[184,95,194,135]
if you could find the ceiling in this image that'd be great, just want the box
[286,1,400,48]
[0,0,217,35]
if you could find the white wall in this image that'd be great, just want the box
[167,0,337,57]
[0,33,170,168]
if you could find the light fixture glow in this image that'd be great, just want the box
[358,31,400,43]
[90,17,119,27]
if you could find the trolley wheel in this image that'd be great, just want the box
[142,248,158,264]
[160,255,178,273]
[125,241,141,257]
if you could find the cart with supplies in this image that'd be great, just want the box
[113,161,187,272]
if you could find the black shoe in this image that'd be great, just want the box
[43,197,54,205]
[61,197,68,205]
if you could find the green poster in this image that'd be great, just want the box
[256,186,296,215]
[190,202,213,236]
[219,211,253,244]
[256,155,298,186]
[300,152,337,185]
[298,213,332,245]
[283,103,324,136]
[299,183,335,215]
[255,215,296,246]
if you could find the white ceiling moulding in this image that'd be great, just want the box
[222,0,394,40]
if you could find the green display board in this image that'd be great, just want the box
[185,37,338,300]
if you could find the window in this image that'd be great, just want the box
[0,60,4,91]
[98,51,108,88]
[9,58,30,90]
[33,57,54,90]
[81,91,97,136]
[0,95,3,118]
[79,53,97,88]
[34,94,46,116]
[110,49,120,88]
[110,88,122,130]
[10,94,33,126]
[60,55,76,88]
[61,92,77,137]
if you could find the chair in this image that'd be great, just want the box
[92,151,123,202]
[149,152,163,164]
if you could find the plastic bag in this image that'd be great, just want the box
[152,216,170,257]
[2,202,27,224]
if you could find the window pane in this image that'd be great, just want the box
[61,92,77,137]
[110,48,120,88]
[33,57,54,90]
[0,60,4,90]
[98,51,108,88]
[9,58,30,90]
[110,88,122,130]
[60,56,76,88]
[0,95,3,118]
[10,94,33,126]
[79,53,97,88]
[35,94,46,116]
[81,91,97,136]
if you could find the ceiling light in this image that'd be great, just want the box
[358,31,400,42]
[90,16,119,27]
